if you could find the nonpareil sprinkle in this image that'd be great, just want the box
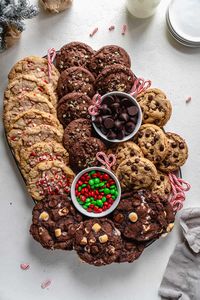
[75,171,118,213]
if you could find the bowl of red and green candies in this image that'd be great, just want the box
[71,167,121,217]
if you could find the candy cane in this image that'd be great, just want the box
[88,93,102,116]
[47,48,56,81]
[96,152,116,170]
[130,78,152,97]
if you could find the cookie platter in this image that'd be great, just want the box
[3,42,189,266]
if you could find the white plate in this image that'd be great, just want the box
[168,0,200,43]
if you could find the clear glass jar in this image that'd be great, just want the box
[126,0,161,18]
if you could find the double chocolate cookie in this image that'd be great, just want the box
[30,195,82,250]
[95,64,135,95]
[63,118,92,151]
[69,137,106,171]
[74,219,122,266]
[57,92,92,127]
[112,190,171,241]
[89,45,131,76]
[116,239,145,263]
[56,42,95,72]
[57,67,95,98]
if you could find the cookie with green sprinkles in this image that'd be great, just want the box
[74,218,122,266]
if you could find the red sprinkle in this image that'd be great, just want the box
[121,24,127,35]
[41,279,52,289]
[186,96,192,103]
[109,25,115,31]
[20,263,30,270]
[89,27,98,37]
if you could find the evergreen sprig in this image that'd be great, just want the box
[0,0,38,51]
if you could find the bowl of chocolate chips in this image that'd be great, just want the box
[93,91,142,142]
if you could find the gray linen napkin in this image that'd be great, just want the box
[159,207,200,300]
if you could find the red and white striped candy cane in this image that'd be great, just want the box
[47,48,56,81]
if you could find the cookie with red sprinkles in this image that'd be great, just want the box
[56,41,95,72]
[26,160,75,201]
[30,194,83,250]
[89,45,131,76]
[57,66,95,99]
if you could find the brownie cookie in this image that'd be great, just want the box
[95,64,135,95]
[74,219,122,266]
[4,74,57,107]
[160,197,175,236]
[137,88,172,127]
[8,56,60,90]
[57,92,92,127]
[27,160,75,201]
[4,109,63,132]
[57,67,95,98]
[157,132,188,173]
[30,195,82,250]
[56,41,95,72]
[150,171,172,199]
[112,190,168,241]
[4,92,56,119]
[20,141,69,175]
[69,137,106,171]
[89,45,131,76]
[136,124,168,164]
[116,157,157,190]
[7,125,63,161]
[116,239,145,263]
[63,118,92,151]
[108,141,144,171]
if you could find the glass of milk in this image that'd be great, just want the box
[126,0,161,18]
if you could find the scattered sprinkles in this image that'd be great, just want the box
[186,96,192,103]
[121,24,127,35]
[41,279,52,289]
[20,263,30,270]
[89,27,98,37]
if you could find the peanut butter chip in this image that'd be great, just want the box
[98,234,108,243]
[166,223,174,233]
[58,207,69,216]
[80,237,87,245]
[39,211,49,221]
[92,223,101,233]
[55,228,62,237]
[128,212,138,223]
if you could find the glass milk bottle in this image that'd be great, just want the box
[126,0,161,18]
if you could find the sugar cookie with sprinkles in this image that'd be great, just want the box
[27,160,75,201]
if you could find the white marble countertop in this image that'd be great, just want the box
[0,0,200,299]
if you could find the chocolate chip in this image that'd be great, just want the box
[121,98,131,107]
[114,120,124,130]
[94,116,102,127]
[130,116,137,123]
[148,95,153,100]
[125,122,135,133]
[107,130,116,140]
[100,126,108,135]
[160,175,165,181]
[135,158,140,163]
[116,130,125,140]
[171,142,177,148]
[110,102,120,113]
[179,142,185,149]
[119,113,129,122]
[131,165,138,172]
[144,166,151,171]
[160,145,164,151]
[127,106,138,116]
[100,104,111,115]
[103,96,115,105]
[104,117,114,129]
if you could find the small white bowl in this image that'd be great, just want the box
[92,91,142,143]
[70,167,121,218]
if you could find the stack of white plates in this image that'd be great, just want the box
[166,0,200,48]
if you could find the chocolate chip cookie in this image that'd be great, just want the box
[69,137,106,171]
[27,160,75,201]
[95,64,135,95]
[7,125,63,161]
[116,157,157,190]
[57,67,95,98]
[4,109,62,132]
[136,124,168,164]
[112,190,168,241]
[116,239,145,263]
[63,118,92,151]
[89,45,131,76]
[4,74,57,107]
[150,171,172,199]
[57,92,92,127]
[30,195,82,250]
[157,132,188,172]
[56,42,95,72]
[74,219,122,266]
[20,141,69,176]
[8,56,60,90]
[137,88,172,127]
[4,92,56,118]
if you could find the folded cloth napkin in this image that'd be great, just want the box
[159,207,200,300]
